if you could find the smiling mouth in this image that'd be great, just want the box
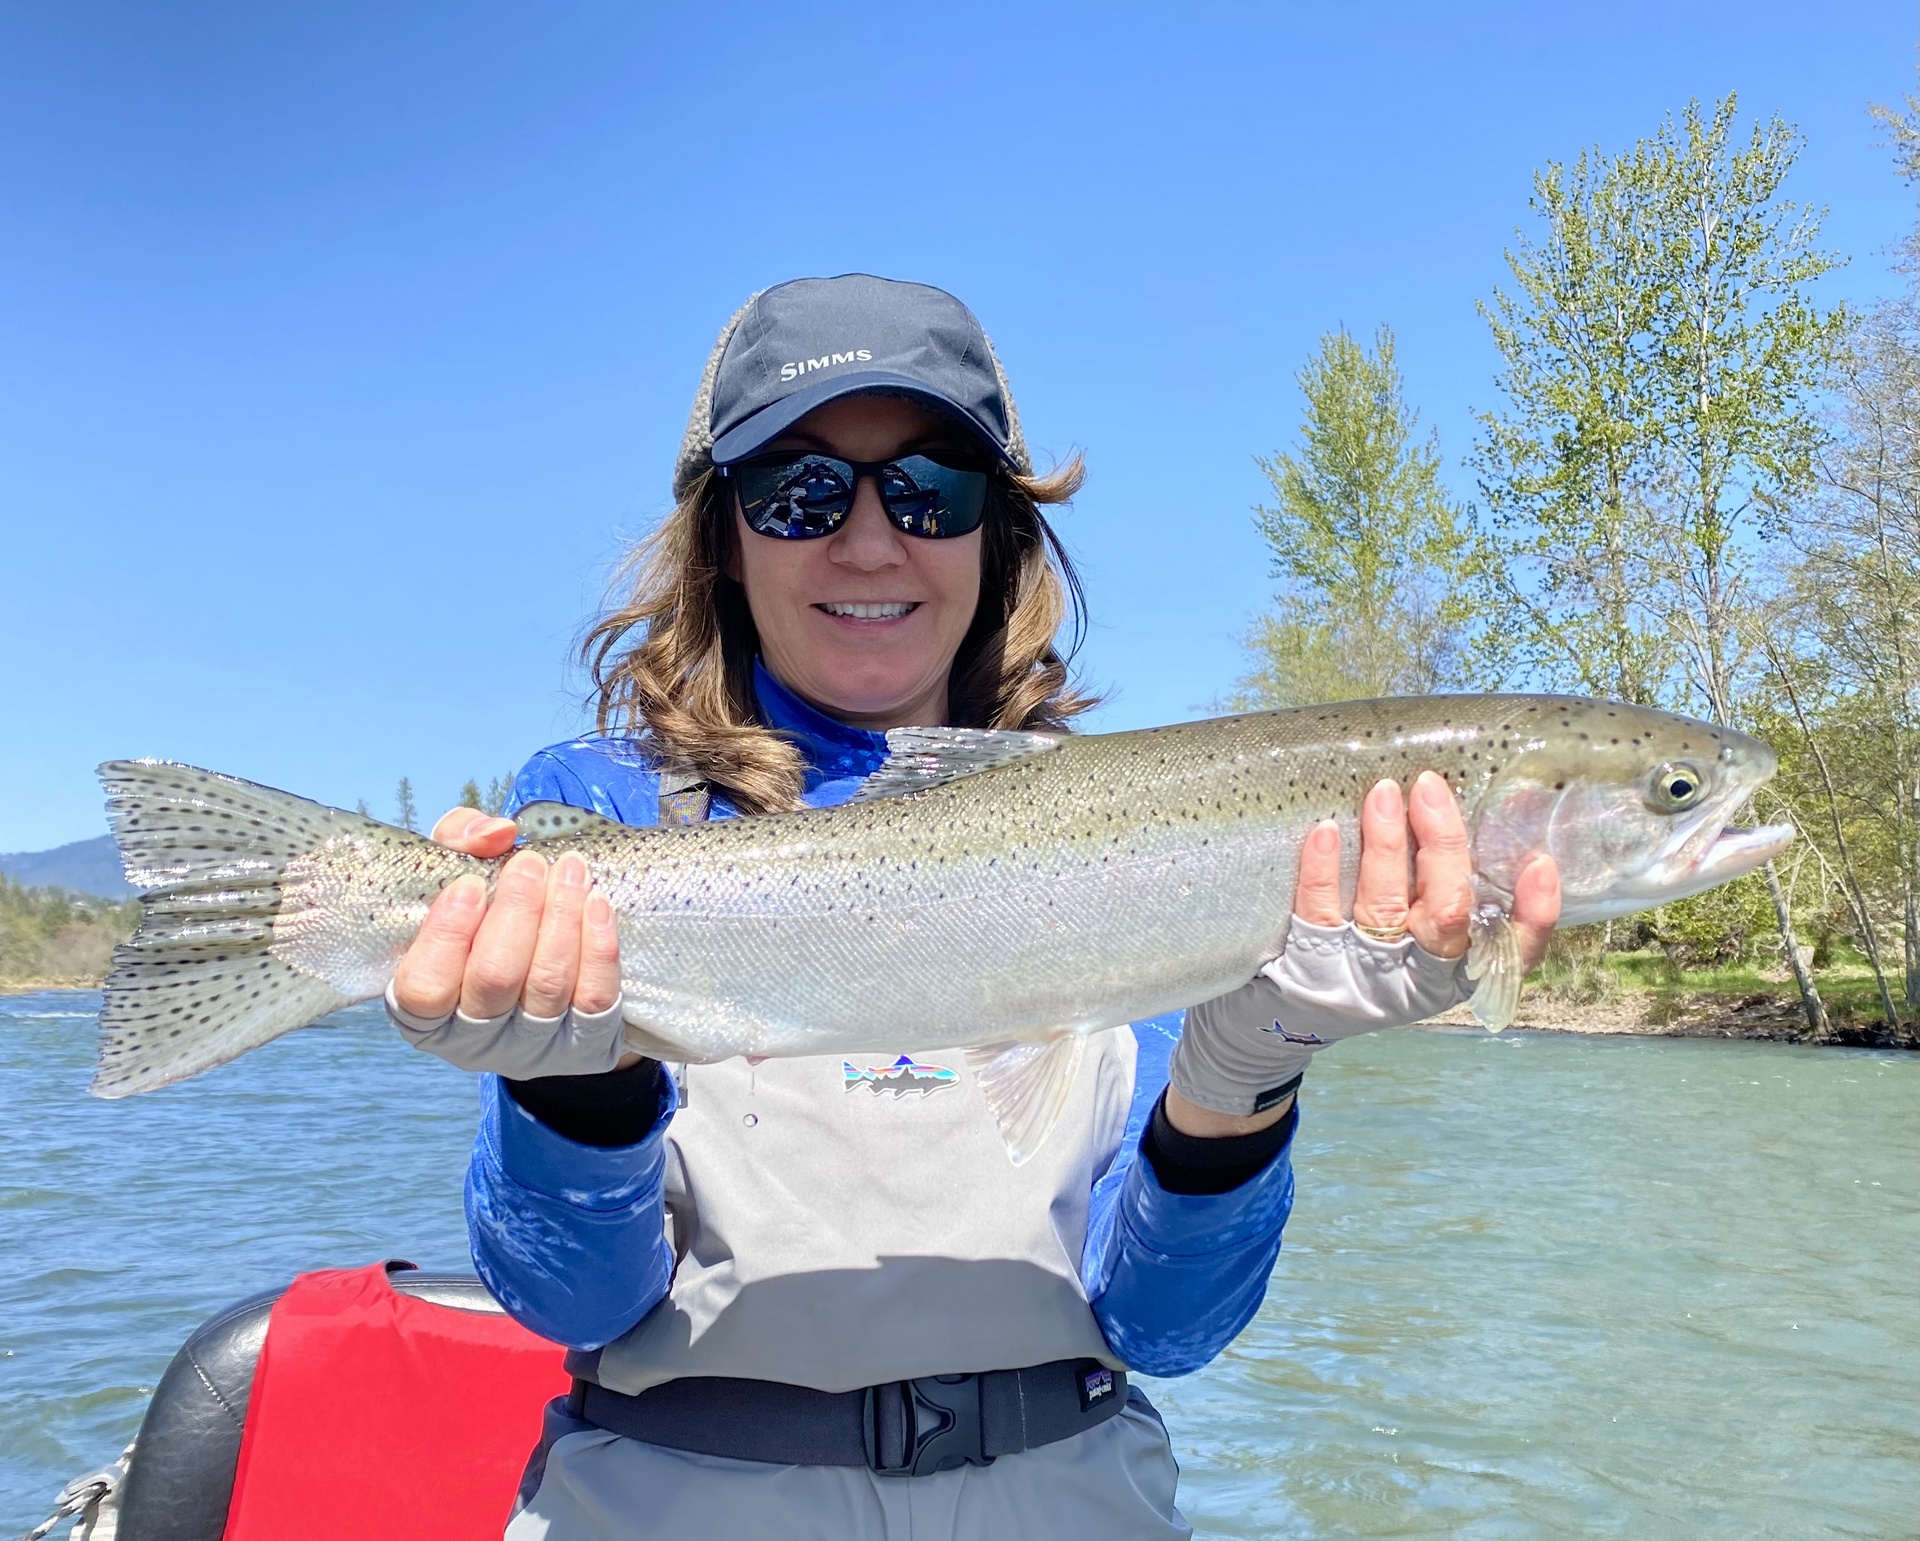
[817,602,919,620]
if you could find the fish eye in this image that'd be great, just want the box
[1649,761,1707,811]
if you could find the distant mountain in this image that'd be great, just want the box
[0,835,135,899]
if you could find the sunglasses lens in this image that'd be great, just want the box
[736,456,855,538]
[881,456,989,538]
[734,453,990,539]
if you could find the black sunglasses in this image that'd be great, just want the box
[722,451,991,540]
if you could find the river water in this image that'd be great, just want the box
[3,991,1915,1538]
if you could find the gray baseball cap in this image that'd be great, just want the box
[672,274,1031,497]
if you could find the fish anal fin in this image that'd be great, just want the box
[515,802,624,841]
[1466,906,1524,1032]
[851,728,1059,803]
[964,1035,1084,1165]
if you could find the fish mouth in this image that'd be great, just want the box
[1554,815,1796,927]
[1691,823,1795,885]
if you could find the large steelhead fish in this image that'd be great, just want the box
[95,696,1791,1159]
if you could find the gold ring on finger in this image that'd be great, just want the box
[1353,921,1410,943]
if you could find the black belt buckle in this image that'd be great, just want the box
[861,1373,993,1477]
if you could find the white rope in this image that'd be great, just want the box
[19,1445,132,1541]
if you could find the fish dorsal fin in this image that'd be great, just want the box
[851,727,1059,804]
[515,802,624,840]
[964,1035,1085,1165]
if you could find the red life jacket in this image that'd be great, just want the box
[222,1262,569,1541]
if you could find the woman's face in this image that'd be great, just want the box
[731,394,985,732]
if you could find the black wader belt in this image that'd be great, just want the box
[568,1359,1128,1477]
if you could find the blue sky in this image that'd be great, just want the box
[0,1,1909,852]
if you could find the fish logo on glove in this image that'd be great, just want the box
[842,1055,959,1097]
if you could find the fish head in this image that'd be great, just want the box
[1466,700,1794,926]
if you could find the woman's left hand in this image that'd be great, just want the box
[1291,770,1560,968]
[1166,770,1564,1140]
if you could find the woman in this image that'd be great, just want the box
[388,274,1561,1539]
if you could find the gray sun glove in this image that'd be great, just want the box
[1170,918,1473,1117]
[384,983,629,1079]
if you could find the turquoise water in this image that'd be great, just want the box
[3,992,1915,1538]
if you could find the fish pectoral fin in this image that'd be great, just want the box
[1465,906,1524,1033]
[964,1035,1084,1166]
[515,802,626,841]
[850,727,1059,803]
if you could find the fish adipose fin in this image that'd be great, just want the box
[92,761,448,1099]
[851,727,1059,803]
[516,802,625,840]
[964,1035,1084,1165]
[1466,906,1524,1033]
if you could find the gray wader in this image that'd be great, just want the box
[507,1039,1192,1539]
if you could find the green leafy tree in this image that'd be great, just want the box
[1749,86,1920,1022]
[1475,96,1847,1031]
[1231,325,1473,708]
[1632,97,1847,724]
[1473,143,1673,702]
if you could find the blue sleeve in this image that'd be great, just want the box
[504,744,662,826]
[466,1072,678,1350]
[465,741,675,1348]
[1082,1011,1297,1377]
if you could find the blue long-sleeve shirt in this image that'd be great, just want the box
[467,662,1295,1377]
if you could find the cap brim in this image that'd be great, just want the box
[709,370,1015,468]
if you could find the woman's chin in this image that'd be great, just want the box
[792,664,944,729]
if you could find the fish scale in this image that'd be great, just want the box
[93,695,1791,1161]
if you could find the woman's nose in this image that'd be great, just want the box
[828,478,908,568]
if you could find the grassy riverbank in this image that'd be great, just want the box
[1441,942,1918,1049]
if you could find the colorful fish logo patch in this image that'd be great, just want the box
[842,1055,959,1097]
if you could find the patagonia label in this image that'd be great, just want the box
[1079,1367,1116,1410]
[1252,1077,1302,1114]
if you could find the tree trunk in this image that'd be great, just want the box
[1906,877,1919,1013]
[1764,860,1828,1037]
[1761,635,1904,1025]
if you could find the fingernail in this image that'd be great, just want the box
[556,854,590,890]
[477,817,514,838]
[444,875,485,910]
[1310,820,1339,854]
[587,891,613,926]
[1369,779,1401,811]
[506,850,548,885]
[1417,772,1453,809]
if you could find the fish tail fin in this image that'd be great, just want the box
[965,1035,1085,1165]
[93,761,443,1098]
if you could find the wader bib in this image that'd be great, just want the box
[507,782,1193,1540]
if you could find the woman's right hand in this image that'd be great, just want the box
[391,807,622,1024]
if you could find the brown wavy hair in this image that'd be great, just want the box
[582,458,1099,814]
